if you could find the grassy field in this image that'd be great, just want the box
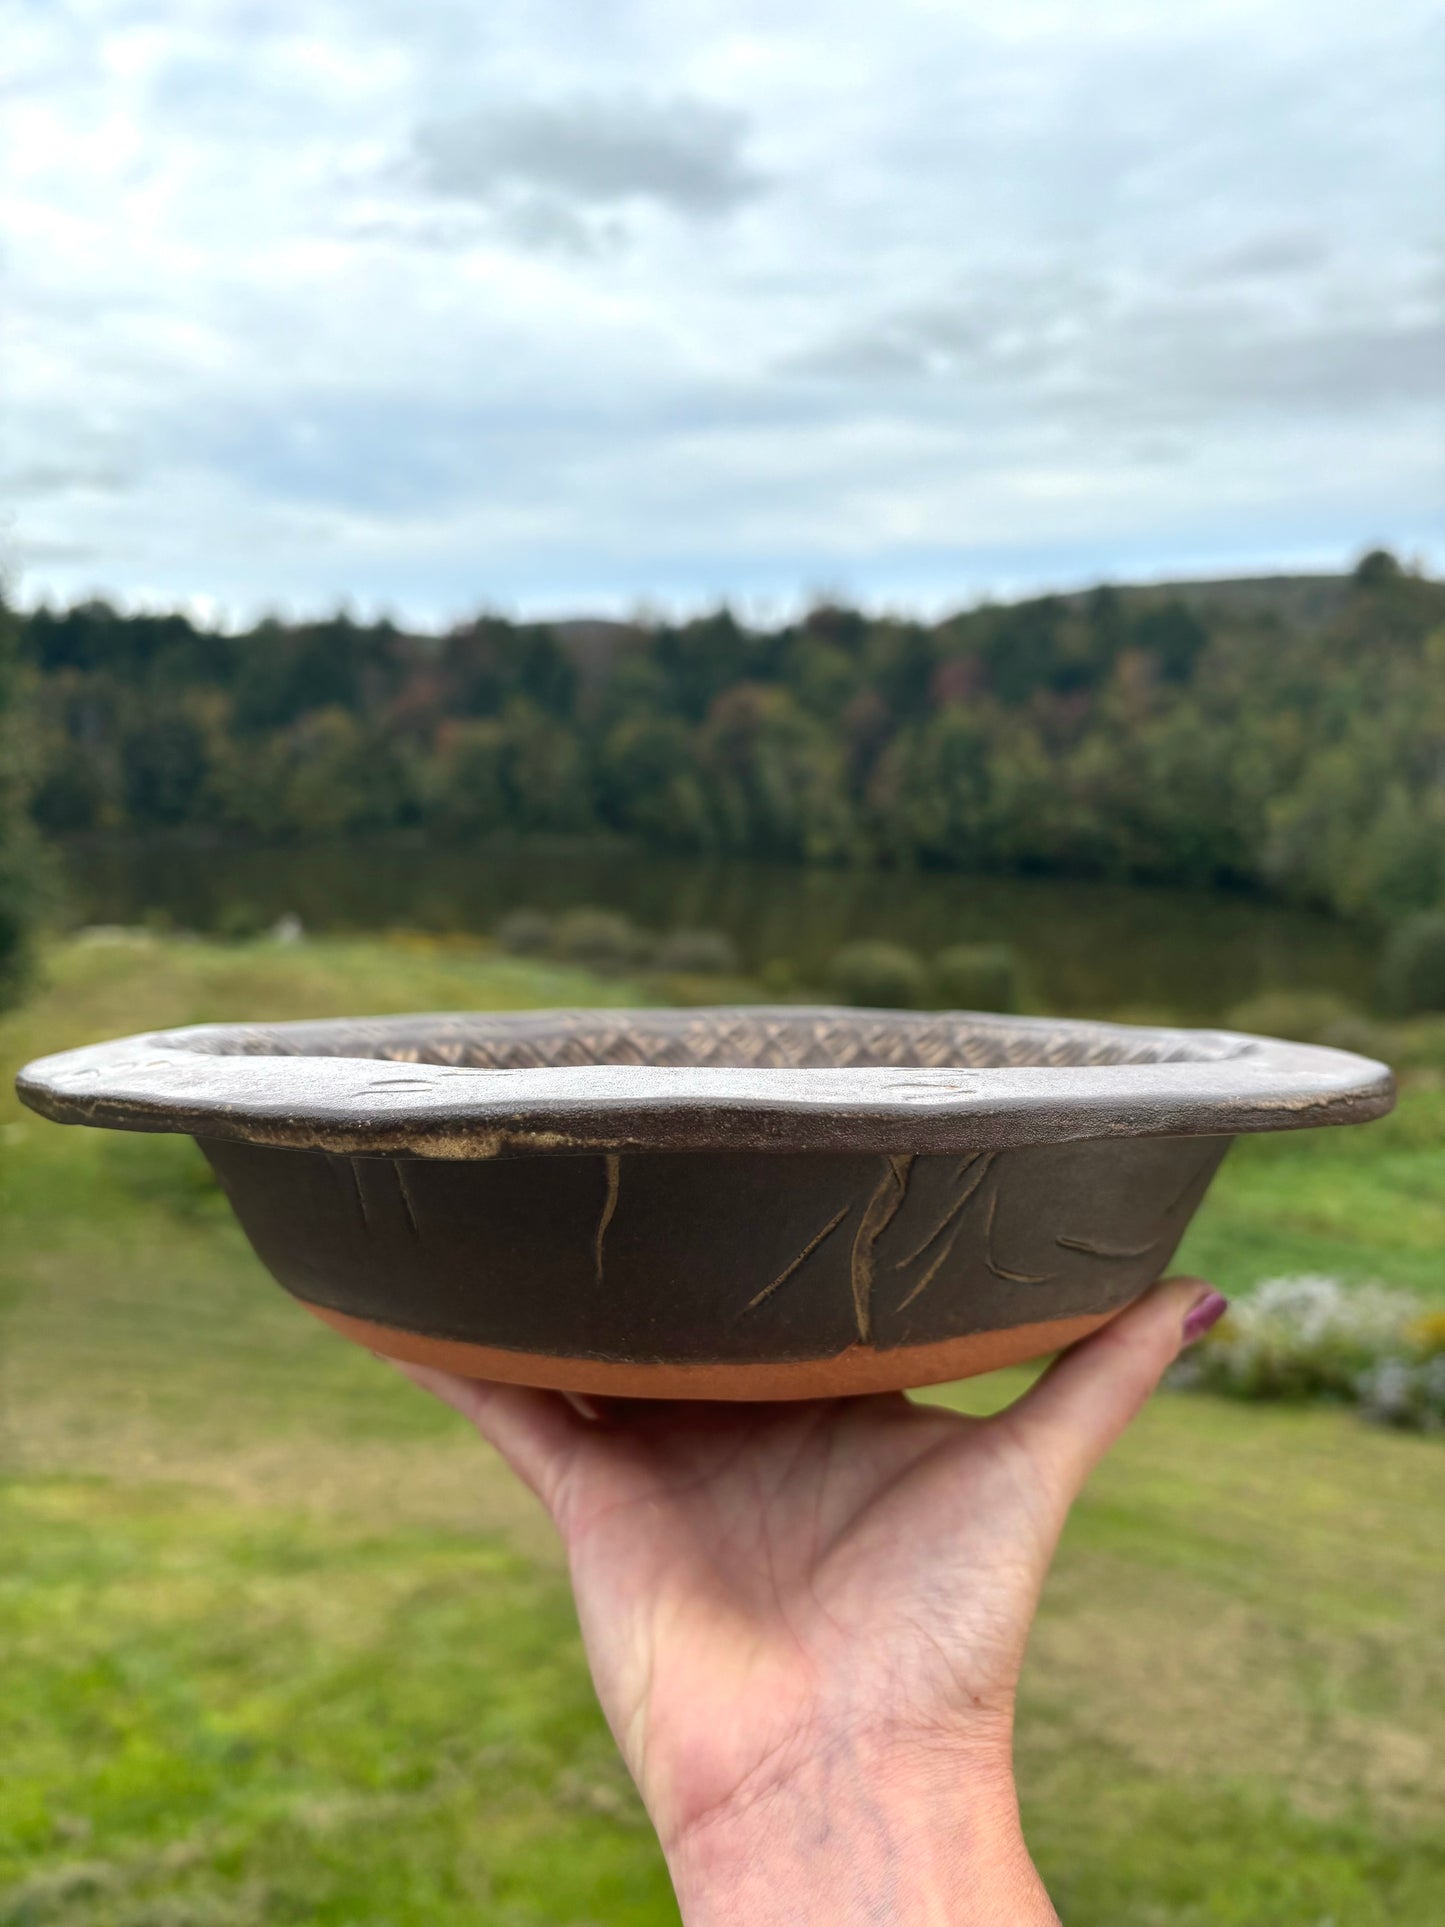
[2,935,1443,1924]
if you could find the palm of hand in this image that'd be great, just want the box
[397,1275,1206,1867]
[556,1394,1062,1848]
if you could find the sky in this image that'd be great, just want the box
[3,0,1442,626]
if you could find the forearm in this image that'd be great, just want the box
[664,1744,1057,1927]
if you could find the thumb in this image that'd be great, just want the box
[999,1276,1227,1506]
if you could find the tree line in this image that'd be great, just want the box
[12,550,1445,929]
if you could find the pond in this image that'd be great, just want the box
[56,834,1378,1023]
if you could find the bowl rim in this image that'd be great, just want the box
[15,1004,1395,1159]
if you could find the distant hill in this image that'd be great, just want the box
[551,577,1362,663]
[1110,574,1353,629]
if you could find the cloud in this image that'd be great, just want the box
[1190,230,1332,284]
[0,0,1439,620]
[786,278,1445,430]
[411,92,765,220]
[0,460,135,498]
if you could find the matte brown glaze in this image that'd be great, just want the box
[16,1006,1394,1398]
[196,1131,1228,1380]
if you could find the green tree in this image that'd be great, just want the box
[119,705,212,825]
[0,593,49,1005]
[500,702,595,833]
[698,684,855,862]
[430,720,509,835]
[598,715,711,849]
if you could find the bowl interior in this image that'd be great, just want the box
[183,1007,1251,1074]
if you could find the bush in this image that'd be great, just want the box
[1356,1355,1445,1431]
[1224,992,1402,1069]
[760,958,798,998]
[1224,990,1356,1044]
[932,942,1018,1012]
[1388,1016,1445,1074]
[653,928,739,976]
[826,940,928,1009]
[494,908,554,956]
[1378,911,1445,1015]
[1169,1276,1445,1432]
[553,907,646,973]
[214,901,267,942]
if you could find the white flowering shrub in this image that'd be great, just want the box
[1169,1275,1445,1433]
[1356,1354,1445,1432]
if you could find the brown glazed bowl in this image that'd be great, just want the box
[17,1006,1393,1399]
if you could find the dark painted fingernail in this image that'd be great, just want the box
[1181,1290,1229,1346]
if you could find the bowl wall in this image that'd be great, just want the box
[201,1130,1230,1398]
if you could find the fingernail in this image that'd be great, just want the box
[564,1391,603,1421]
[1181,1290,1229,1346]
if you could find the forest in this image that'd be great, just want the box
[12,549,1445,928]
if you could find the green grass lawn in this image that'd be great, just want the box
[2,935,1443,1924]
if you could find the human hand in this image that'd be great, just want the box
[396,1275,1226,1925]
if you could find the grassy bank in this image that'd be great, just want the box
[2,935,1443,1923]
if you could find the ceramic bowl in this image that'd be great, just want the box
[17,1006,1393,1398]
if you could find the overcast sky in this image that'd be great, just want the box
[4,0,1442,624]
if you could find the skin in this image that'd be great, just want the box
[397,1274,1225,1924]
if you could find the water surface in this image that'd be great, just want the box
[58,834,1375,1021]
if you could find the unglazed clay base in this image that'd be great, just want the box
[304,1301,1121,1399]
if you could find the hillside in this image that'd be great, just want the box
[15,552,1445,926]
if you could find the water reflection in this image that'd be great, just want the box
[58,833,1375,1022]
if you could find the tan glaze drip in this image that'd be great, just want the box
[594,1154,621,1287]
[894,1153,996,1313]
[329,1155,372,1235]
[306,1300,1123,1401]
[393,1161,421,1240]
[1053,1150,1223,1267]
[849,1154,915,1342]
[897,1230,960,1315]
[894,1151,995,1271]
[1056,1234,1163,1261]
[744,1203,852,1313]
[983,1184,1054,1286]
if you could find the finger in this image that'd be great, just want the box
[999,1277,1227,1505]
[389,1360,591,1515]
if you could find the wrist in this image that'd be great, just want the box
[663,1733,1056,1927]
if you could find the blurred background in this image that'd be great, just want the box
[2,2,1443,1922]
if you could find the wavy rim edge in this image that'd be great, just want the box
[15,1005,1396,1159]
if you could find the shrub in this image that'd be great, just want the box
[494,908,554,956]
[932,942,1018,1012]
[215,901,267,942]
[1389,1016,1445,1074]
[1315,1012,1397,1061]
[1356,1355,1445,1432]
[760,958,798,998]
[1169,1275,1445,1432]
[826,940,928,1009]
[1224,989,1356,1043]
[653,928,739,976]
[553,907,646,973]
[1378,911,1445,1015]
